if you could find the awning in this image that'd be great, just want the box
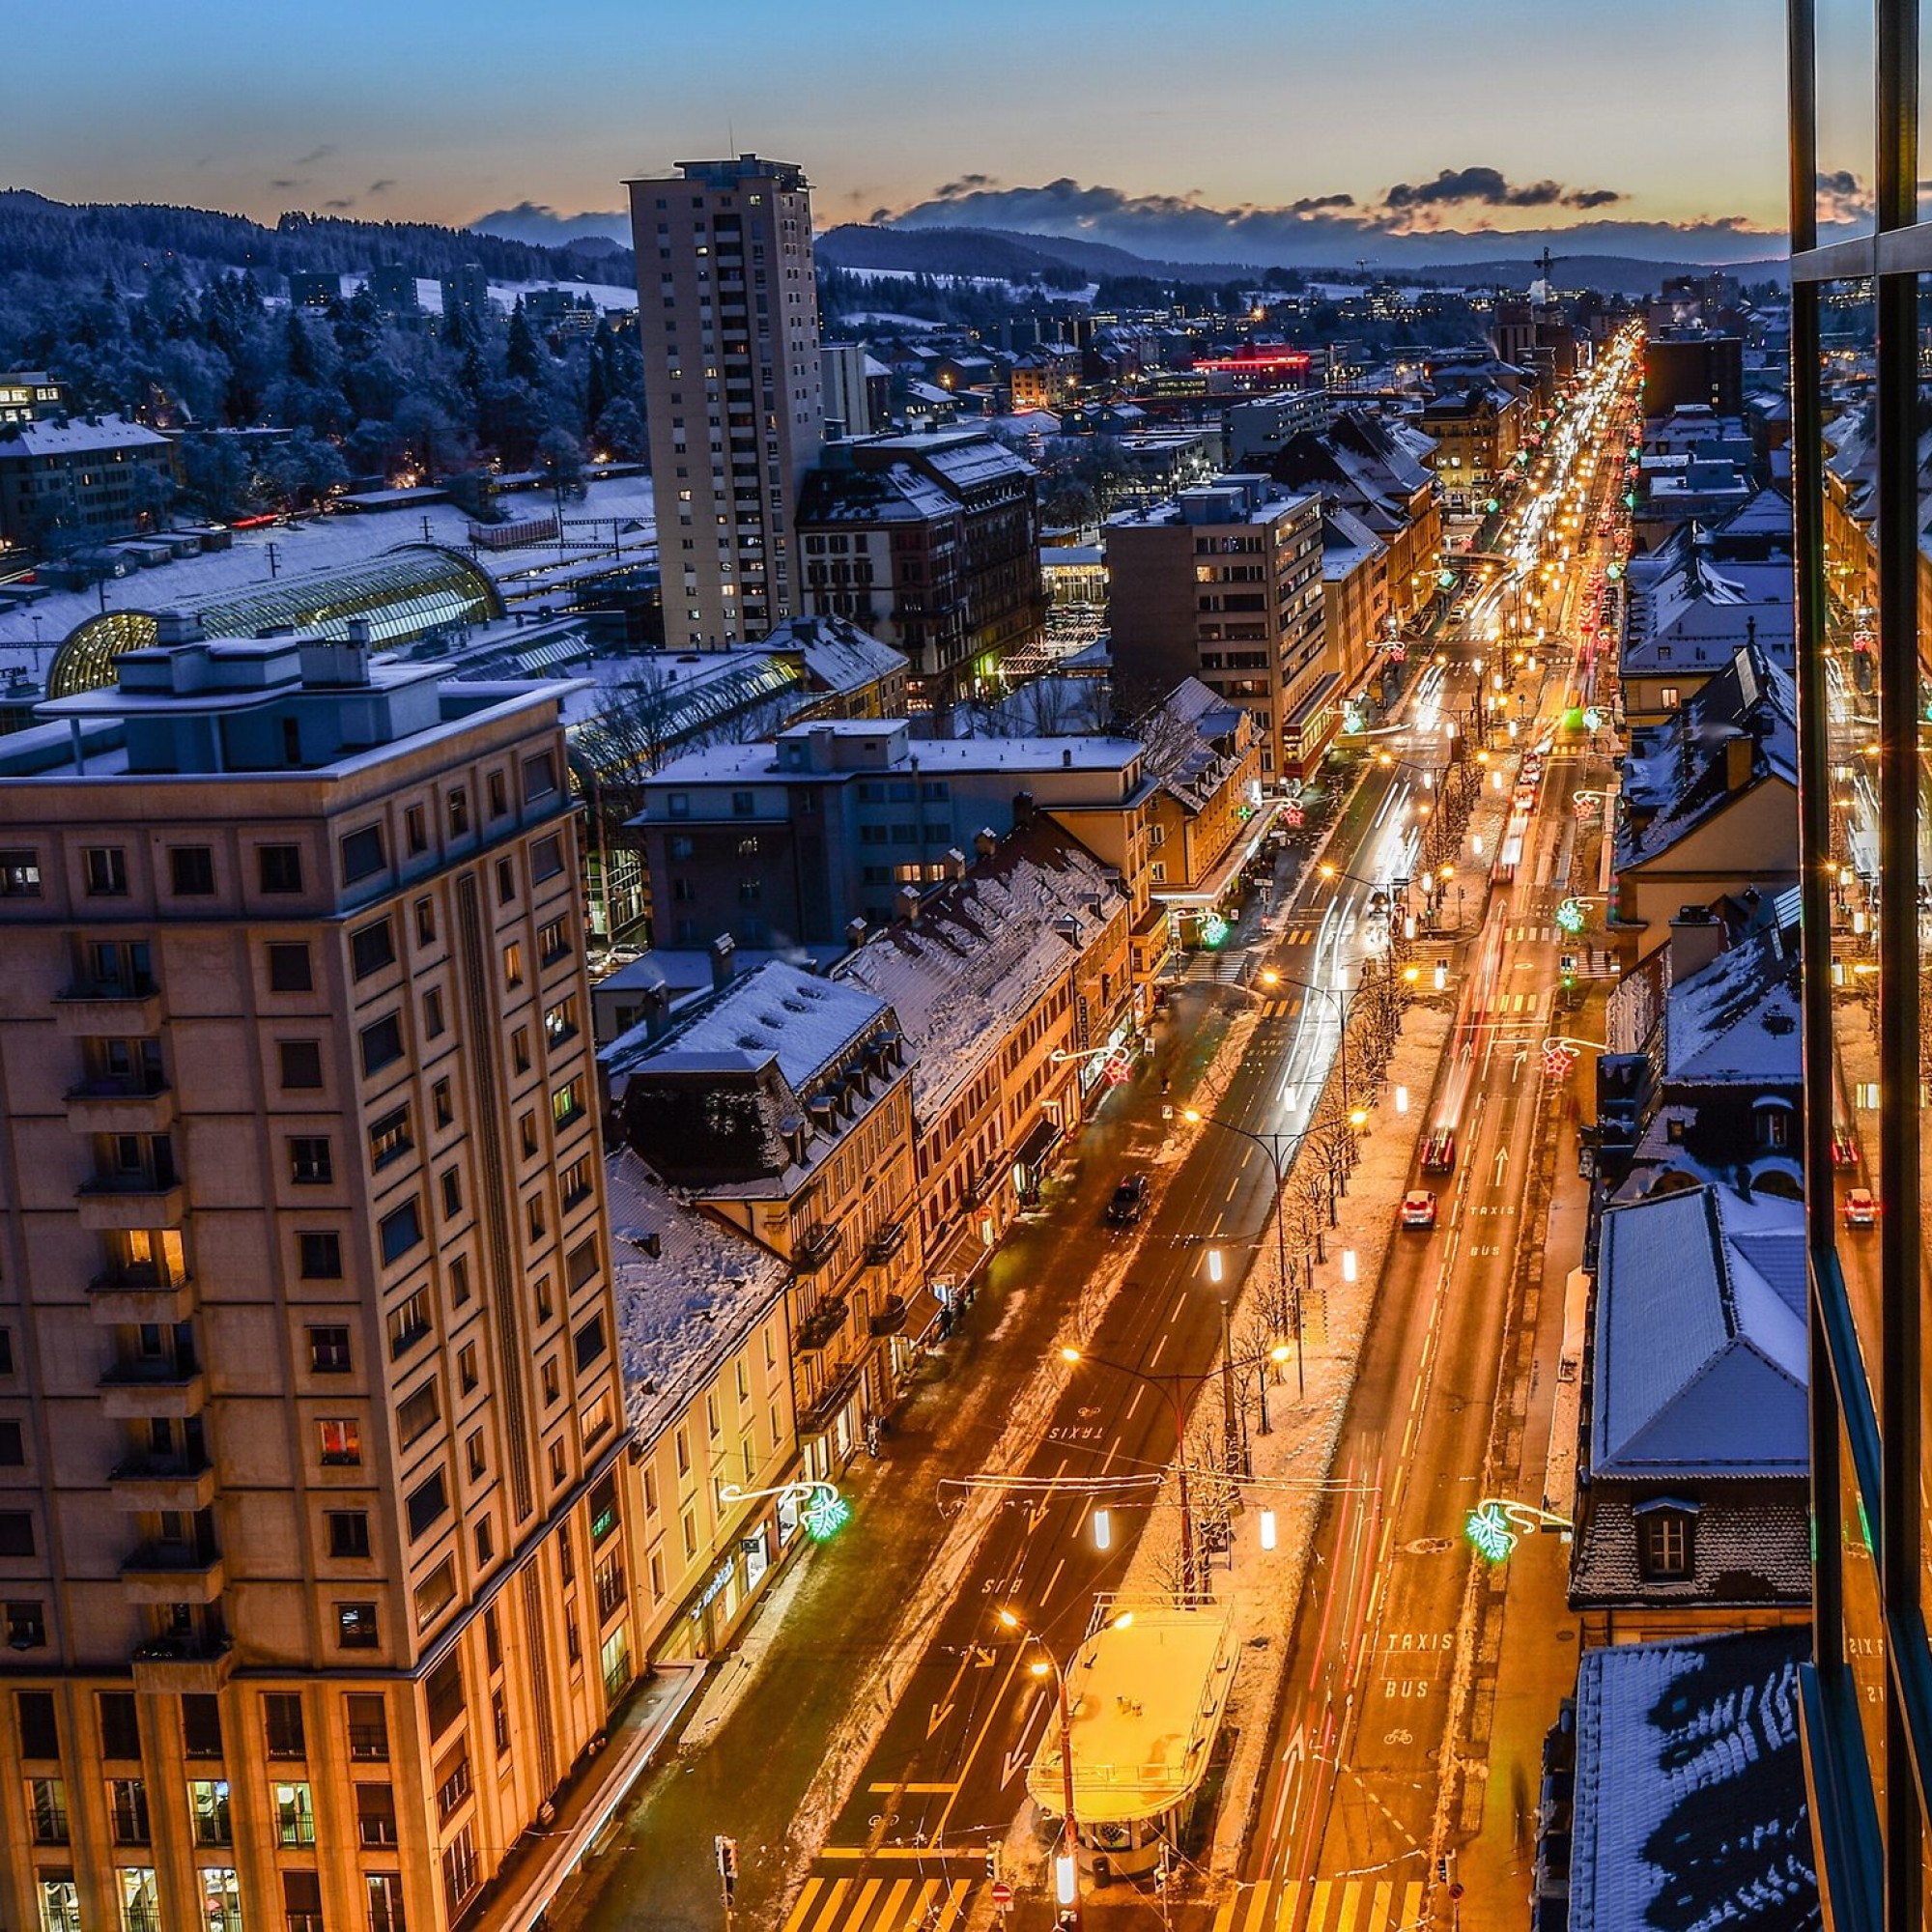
[926,1215,996,1295]
[1013,1114,1063,1174]
[1151,799,1283,911]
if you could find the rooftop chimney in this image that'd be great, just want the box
[974,828,999,859]
[895,884,922,923]
[709,933,736,990]
[944,846,969,881]
[151,610,204,648]
[1667,904,1724,983]
[640,985,672,1042]
[845,916,868,951]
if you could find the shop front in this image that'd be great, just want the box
[651,1488,798,1666]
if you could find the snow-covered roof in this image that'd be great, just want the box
[607,957,887,1094]
[1621,544,1794,676]
[605,1149,788,1446]
[639,729,1143,791]
[1137,677,1252,814]
[1616,645,1798,869]
[1591,1184,1806,1479]
[1665,908,1803,1088]
[0,413,172,458]
[1569,1632,1817,1932]
[835,820,1122,1118]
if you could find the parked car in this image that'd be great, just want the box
[1420,1131,1457,1176]
[1105,1174,1150,1226]
[1844,1187,1880,1229]
[1400,1189,1438,1230]
[1831,1126,1861,1169]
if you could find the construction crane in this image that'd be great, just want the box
[1530,244,1566,303]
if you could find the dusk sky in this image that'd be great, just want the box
[12,0,1793,264]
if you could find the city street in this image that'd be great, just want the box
[553,345,1640,1932]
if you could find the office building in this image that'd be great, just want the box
[627,156,825,651]
[0,374,69,426]
[819,343,877,440]
[1106,475,1326,778]
[1644,334,1746,419]
[0,631,631,1932]
[1787,1,1932,1918]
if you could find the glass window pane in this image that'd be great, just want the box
[1815,0,1876,237]
[1820,280,1883,1401]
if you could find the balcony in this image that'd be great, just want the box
[867,1221,909,1267]
[868,1293,909,1338]
[131,1631,233,1695]
[77,1176,185,1233]
[87,1267,194,1326]
[797,1356,866,1437]
[64,1074,176,1135]
[793,1296,848,1353]
[108,1451,216,1513]
[53,980,161,1037]
[121,1541,224,1605]
[793,1224,841,1275]
[99,1362,206,1420]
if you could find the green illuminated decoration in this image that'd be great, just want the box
[1581,707,1605,732]
[1466,1504,1517,1563]
[1605,561,1623,580]
[1437,570,1457,590]
[1554,898,1587,935]
[1199,912,1230,949]
[804,1490,852,1542]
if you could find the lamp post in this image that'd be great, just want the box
[997,1607,1135,1930]
[1177,1111,1305,1398]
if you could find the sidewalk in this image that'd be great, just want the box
[483,1661,707,1929]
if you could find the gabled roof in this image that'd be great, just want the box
[1666,905,1803,1088]
[606,1150,788,1445]
[1569,1631,1818,1932]
[1592,1184,1806,1479]
[835,819,1121,1119]
[1616,645,1798,869]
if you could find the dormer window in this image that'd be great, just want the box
[1634,1497,1698,1580]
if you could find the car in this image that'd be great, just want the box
[1420,1131,1457,1175]
[1400,1189,1438,1230]
[1105,1174,1150,1226]
[1831,1126,1861,1169]
[1844,1187,1880,1229]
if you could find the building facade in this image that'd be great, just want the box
[0,639,632,1932]
[1788,1,1932,1918]
[0,418,179,559]
[1106,476,1326,780]
[627,156,825,651]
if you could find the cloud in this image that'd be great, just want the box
[292,145,336,168]
[878,175,1781,269]
[325,198,355,211]
[269,179,310,191]
[932,174,1001,201]
[469,200,632,246]
[368,179,396,195]
[1815,168,1868,224]
[1381,166,1622,215]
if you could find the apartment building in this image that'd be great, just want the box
[628,156,824,651]
[602,961,919,1477]
[0,633,630,1932]
[1105,475,1326,779]
[797,429,1047,708]
[604,1151,800,1667]
[836,819,1133,1299]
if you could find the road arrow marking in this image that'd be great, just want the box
[971,1645,995,1668]
[1493,1147,1509,1188]
[1001,1742,1033,1787]
[926,1701,955,1740]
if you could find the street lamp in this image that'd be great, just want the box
[1179,1110,1307,1398]
[997,1606,1135,1930]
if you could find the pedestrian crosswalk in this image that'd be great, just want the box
[1211,1876,1429,1931]
[781,1874,973,1932]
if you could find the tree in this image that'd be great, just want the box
[537,425,586,504]
[505,300,546,385]
[592,395,647,463]
[256,429,348,513]
[175,437,251,521]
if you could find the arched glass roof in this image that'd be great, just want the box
[48,545,505,698]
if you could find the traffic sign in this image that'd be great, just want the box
[990,1880,1014,1909]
